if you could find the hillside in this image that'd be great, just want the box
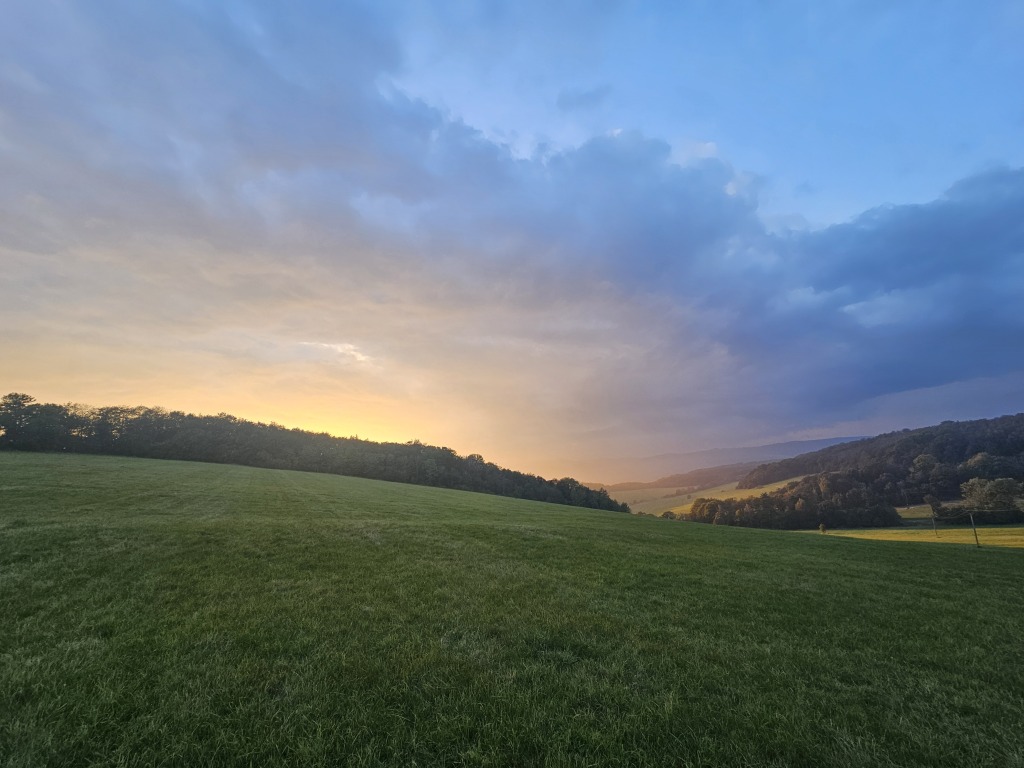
[738,413,1024,490]
[591,436,864,483]
[0,392,627,513]
[603,461,761,492]
[3,453,1023,766]
[683,414,1024,530]
[606,476,802,519]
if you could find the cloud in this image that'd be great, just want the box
[702,166,1024,428]
[2,1,1023,480]
[297,342,373,364]
[799,167,1024,294]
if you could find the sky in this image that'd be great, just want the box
[2,1,1023,482]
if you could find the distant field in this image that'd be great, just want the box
[897,503,935,520]
[609,477,803,517]
[822,526,1024,549]
[896,502,1024,521]
[605,485,694,516]
[3,453,1023,767]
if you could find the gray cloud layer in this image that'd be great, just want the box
[2,1,1022,479]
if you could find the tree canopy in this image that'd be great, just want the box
[686,471,902,530]
[737,415,1024,505]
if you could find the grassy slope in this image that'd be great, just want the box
[2,453,1023,767]
[606,479,798,520]
[604,485,691,516]
[610,478,803,518]
[896,503,936,520]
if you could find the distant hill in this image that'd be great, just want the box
[683,414,1024,531]
[602,462,762,492]
[0,392,628,513]
[738,414,1024,491]
[598,437,864,484]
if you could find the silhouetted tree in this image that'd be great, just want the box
[0,393,36,447]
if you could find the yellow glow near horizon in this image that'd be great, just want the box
[2,343,517,471]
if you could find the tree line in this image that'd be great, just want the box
[682,471,903,529]
[682,471,1023,531]
[678,413,1024,530]
[738,414,1024,501]
[0,393,629,513]
[940,477,1024,524]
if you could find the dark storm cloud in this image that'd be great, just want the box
[800,167,1024,293]
[719,167,1024,418]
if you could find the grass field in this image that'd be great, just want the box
[604,485,694,517]
[896,503,935,520]
[3,453,1024,767]
[822,526,1024,549]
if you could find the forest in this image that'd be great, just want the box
[0,394,629,513]
[685,473,903,529]
[683,414,1024,529]
[738,414,1024,493]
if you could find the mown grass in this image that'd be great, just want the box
[2,453,1023,767]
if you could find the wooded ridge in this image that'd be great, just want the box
[0,393,629,513]
[681,414,1024,530]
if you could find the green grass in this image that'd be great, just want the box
[3,453,1023,767]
